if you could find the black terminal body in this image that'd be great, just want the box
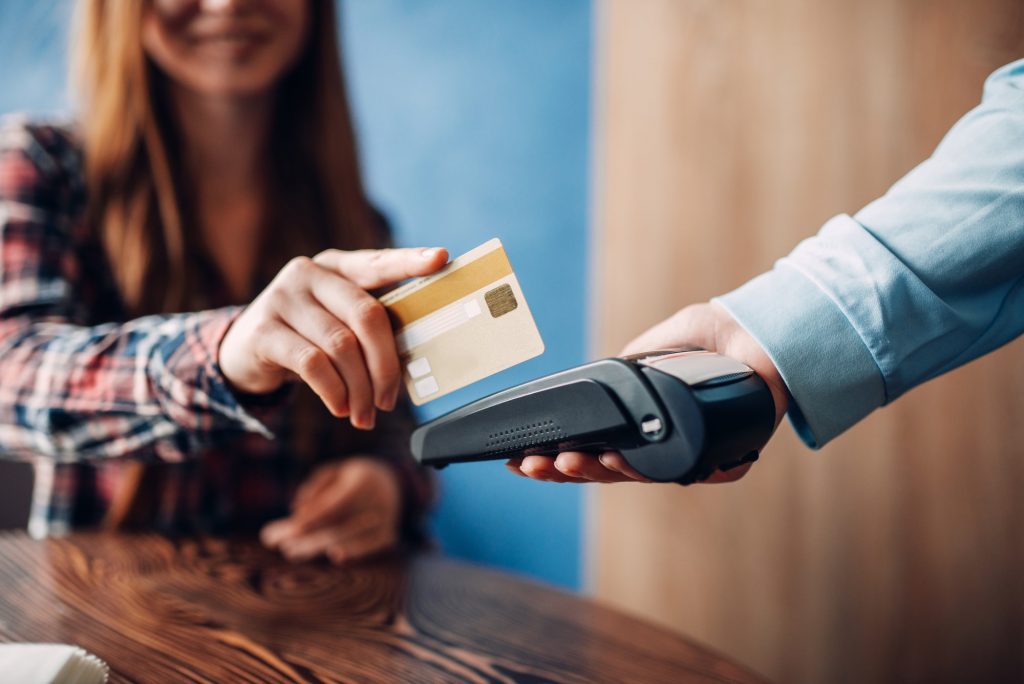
[410,349,776,484]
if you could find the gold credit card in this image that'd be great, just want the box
[380,238,545,405]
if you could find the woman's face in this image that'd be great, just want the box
[142,0,311,98]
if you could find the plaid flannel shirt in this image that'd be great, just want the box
[0,117,432,539]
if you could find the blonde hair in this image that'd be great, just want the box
[71,0,380,528]
[72,0,377,314]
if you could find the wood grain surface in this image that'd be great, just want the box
[590,1,1024,683]
[0,533,764,683]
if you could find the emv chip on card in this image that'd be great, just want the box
[379,238,545,405]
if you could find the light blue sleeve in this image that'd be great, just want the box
[714,59,1024,449]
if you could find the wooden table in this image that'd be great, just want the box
[0,533,764,683]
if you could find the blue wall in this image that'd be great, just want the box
[0,0,591,590]
[342,1,590,589]
[0,1,71,115]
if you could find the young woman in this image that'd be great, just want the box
[0,0,445,564]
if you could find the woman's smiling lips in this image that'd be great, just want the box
[187,29,271,59]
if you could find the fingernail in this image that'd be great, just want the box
[260,527,278,546]
[505,463,527,477]
[352,410,376,430]
[263,521,294,545]
[421,247,442,260]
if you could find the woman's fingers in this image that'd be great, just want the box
[259,322,350,417]
[261,491,356,546]
[325,527,395,565]
[280,292,376,429]
[307,266,400,415]
[264,458,403,564]
[260,519,292,548]
[313,247,448,290]
[263,512,394,564]
[278,525,348,562]
[287,481,361,535]
[220,248,449,415]
[291,465,339,510]
[220,250,443,411]
[277,524,373,562]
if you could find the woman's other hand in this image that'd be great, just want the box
[260,457,402,564]
[507,301,789,485]
[219,247,448,430]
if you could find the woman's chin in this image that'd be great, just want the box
[173,69,286,101]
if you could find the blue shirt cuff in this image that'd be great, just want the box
[713,264,886,449]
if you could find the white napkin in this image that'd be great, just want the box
[0,644,108,684]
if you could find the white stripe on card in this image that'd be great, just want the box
[395,294,485,354]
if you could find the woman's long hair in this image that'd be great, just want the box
[71,0,379,528]
[72,0,378,314]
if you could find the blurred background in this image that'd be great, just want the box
[0,0,591,590]
[2,1,1023,683]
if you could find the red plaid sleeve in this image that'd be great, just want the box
[0,118,278,462]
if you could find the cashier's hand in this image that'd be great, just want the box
[506,302,788,484]
[260,457,401,564]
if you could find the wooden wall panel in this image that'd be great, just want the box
[589,1,1024,682]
